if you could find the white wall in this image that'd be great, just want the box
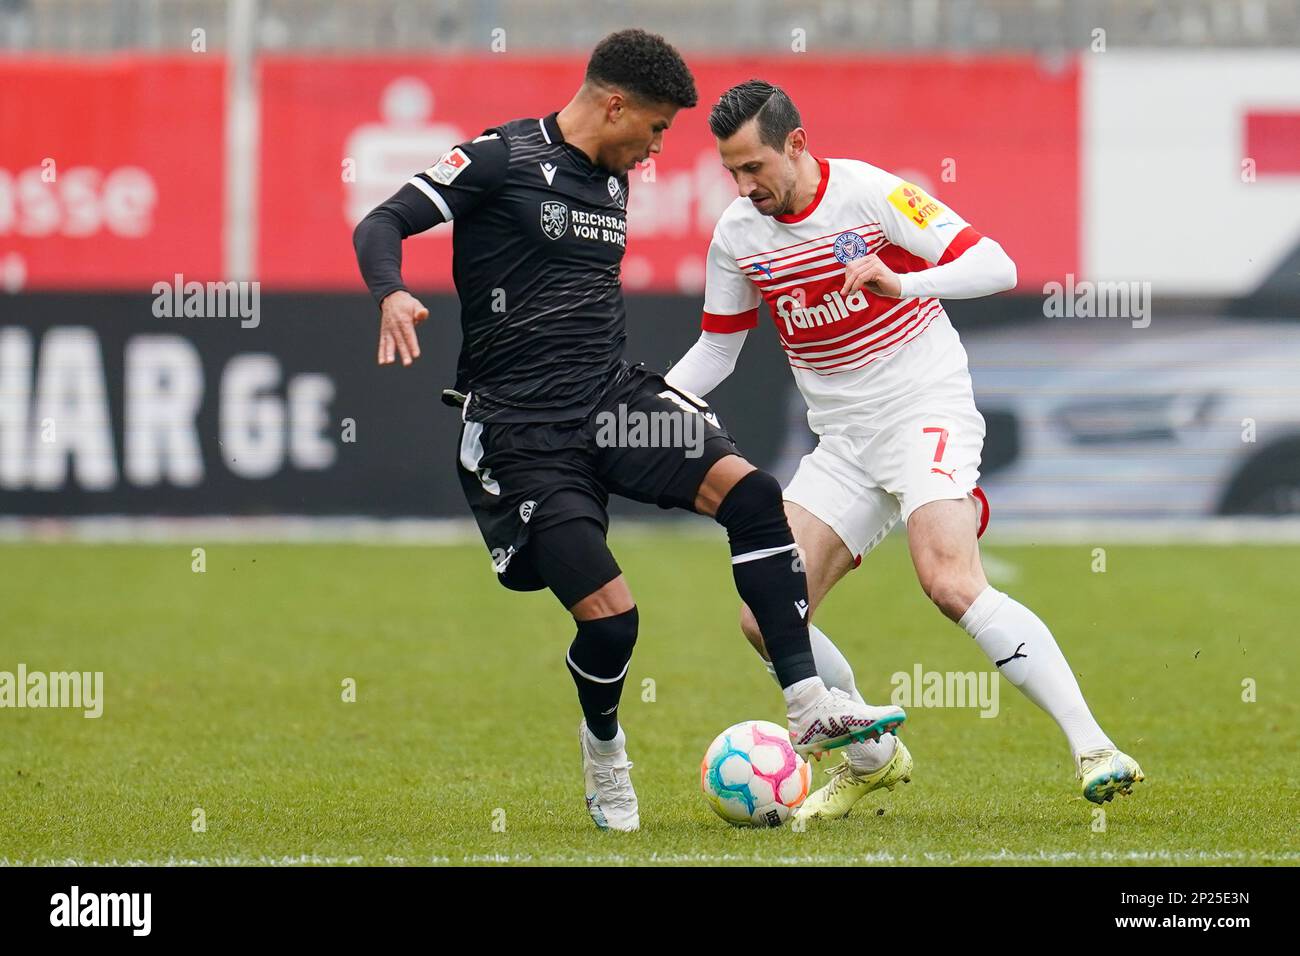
[1084,49,1300,295]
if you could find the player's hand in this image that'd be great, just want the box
[377,290,429,366]
[840,254,902,298]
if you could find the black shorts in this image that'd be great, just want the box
[455,363,740,593]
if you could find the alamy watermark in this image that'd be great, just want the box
[593,392,717,459]
[152,273,260,328]
[0,663,103,718]
[890,664,999,718]
[50,886,150,935]
[1043,273,1151,329]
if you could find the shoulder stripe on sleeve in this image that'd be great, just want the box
[937,226,982,264]
[407,175,454,222]
[702,308,759,334]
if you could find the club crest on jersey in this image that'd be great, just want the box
[832,231,869,264]
[540,200,568,240]
[607,176,624,208]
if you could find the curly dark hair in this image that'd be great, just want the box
[709,79,801,150]
[585,29,698,109]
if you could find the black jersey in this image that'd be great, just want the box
[354,112,632,424]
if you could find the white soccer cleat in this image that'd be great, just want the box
[1077,748,1145,804]
[788,687,907,758]
[578,720,640,832]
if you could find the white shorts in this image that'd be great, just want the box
[783,370,989,562]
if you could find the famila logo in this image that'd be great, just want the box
[774,288,870,337]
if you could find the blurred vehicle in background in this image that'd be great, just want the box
[967,318,1300,519]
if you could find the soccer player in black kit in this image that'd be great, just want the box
[354,30,904,831]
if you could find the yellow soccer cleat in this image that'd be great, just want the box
[793,738,912,823]
[1078,748,1145,804]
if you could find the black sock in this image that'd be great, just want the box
[715,471,817,688]
[566,606,638,741]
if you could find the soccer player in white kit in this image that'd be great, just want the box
[666,80,1144,820]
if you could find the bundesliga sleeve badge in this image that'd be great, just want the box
[425,146,472,185]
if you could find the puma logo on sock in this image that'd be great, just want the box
[995,642,1028,667]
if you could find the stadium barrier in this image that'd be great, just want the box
[0,292,1038,517]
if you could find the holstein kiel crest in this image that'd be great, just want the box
[832,231,869,264]
[541,200,569,240]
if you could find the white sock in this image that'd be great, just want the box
[765,625,896,772]
[809,623,864,704]
[782,676,827,716]
[588,723,625,757]
[960,586,1114,757]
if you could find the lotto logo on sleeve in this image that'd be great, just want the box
[888,183,945,229]
[425,147,472,185]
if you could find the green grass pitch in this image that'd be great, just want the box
[1,533,1296,866]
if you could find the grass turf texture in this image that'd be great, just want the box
[1,535,1296,867]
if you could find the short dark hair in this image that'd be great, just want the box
[709,79,801,150]
[585,29,698,109]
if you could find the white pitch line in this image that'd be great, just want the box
[3,515,1300,545]
[4,849,1297,867]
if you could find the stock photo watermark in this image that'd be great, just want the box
[1043,274,1151,329]
[593,394,717,459]
[49,886,150,936]
[890,664,1000,718]
[0,663,103,718]
[152,273,261,328]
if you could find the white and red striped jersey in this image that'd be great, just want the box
[702,157,984,434]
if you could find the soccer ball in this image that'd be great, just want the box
[700,719,811,827]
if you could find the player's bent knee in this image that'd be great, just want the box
[714,470,800,576]
[715,469,787,535]
[920,568,980,620]
[575,605,639,650]
[693,454,758,517]
[570,575,635,621]
[569,606,639,680]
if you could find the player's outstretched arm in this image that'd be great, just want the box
[352,132,510,367]
[841,236,1017,301]
[665,329,748,397]
[670,229,761,395]
[843,174,1017,301]
[353,189,442,366]
[896,235,1017,299]
[375,290,429,367]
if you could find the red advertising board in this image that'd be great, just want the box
[0,55,225,289]
[0,54,1077,292]
[259,54,1077,292]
